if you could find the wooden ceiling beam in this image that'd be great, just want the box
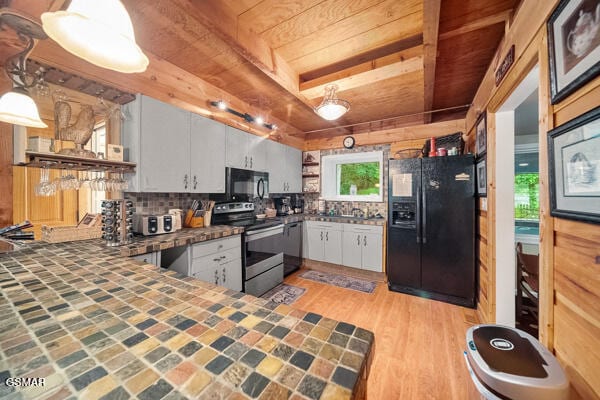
[30,39,306,147]
[300,48,423,99]
[439,10,512,41]
[168,0,316,111]
[422,0,441,124]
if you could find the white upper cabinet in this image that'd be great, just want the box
[190,113,226,193]
[226,126,266,171]
[123,95,226,193]
[123,95,190,192]
[265,140,302,193]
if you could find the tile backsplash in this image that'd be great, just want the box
[124,192,208,214]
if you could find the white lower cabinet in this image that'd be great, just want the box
[305,221,342,265]
[165,235,242,292]
[342,224,383,272]
[305,221,383,272]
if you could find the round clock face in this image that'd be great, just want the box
[343,136,355,149]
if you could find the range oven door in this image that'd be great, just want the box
[244,224,283,296]
[226,167,269,200]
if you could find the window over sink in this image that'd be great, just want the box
[321,151,383,202]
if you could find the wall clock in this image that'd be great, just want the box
[343,136,355,149]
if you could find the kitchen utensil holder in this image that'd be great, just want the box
[101,199,133,246]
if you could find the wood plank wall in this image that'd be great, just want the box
[466,0,600,397]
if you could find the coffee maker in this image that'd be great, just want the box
[291,194,304,214]
[273,197,291,216]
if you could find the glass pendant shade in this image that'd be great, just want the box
[0,88,48,128]
[41,0,149,73]
[314,85,350,121]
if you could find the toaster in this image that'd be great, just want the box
[133,214,181,236]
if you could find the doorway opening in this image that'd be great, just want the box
[494,65,540,334]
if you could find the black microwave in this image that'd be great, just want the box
[226,168,269,201]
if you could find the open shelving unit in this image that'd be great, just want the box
[302,151,320,193]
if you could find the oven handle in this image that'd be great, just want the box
[245,225,284,242]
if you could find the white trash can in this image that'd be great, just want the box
[464,325,569,400]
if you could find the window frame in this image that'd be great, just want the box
[321,151,383,202]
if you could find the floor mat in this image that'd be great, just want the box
[299,270,376,293]
[260,283,306,305]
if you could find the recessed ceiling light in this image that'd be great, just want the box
[255,116,264,125]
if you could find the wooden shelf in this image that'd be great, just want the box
[302,162,320,166]
[20,152,136,173]
[302,174,319,178]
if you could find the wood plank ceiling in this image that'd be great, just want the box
[3,0,521,140]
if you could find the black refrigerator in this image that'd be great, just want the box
[387,155,476,308]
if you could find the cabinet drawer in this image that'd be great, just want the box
[342,224,382,235]
[191,247,240,274]
[305,220,342,231]
[191,236,240,258]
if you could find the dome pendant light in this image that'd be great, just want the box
[41,0,149,73]
[314,84,350,121]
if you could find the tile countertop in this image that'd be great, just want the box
[120,225,245,257]
[281,214,386,226]
[0,238,373,399]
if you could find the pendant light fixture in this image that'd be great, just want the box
[314,84,350,121]
[0,11,48,128]
[41,0,149,73]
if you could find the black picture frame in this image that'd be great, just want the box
[475,112,487,157]
[548,105,600,224]
[547,0,600,104]
[476,156,487,197]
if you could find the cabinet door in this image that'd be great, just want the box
[323,228,342,265]
[342,231,362,269]
[306,227,324,262]
[194,267,221,286]
[362,233,383,272]
[265,140,286,192]
[221,258,242,292]
[140,96,190,192]
[190,113,226,193]
[286,147,303,192]
[247,134,266,171]
[226,126,248,169]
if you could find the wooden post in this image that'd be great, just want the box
[0,72,13,228]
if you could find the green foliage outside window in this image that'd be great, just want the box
[515,173,539,220]
[338,162,380,195]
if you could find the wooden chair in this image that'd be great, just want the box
[516,242,539,321]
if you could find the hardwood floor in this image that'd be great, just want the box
[285,268,482,399]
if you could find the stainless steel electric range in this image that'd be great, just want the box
[212,202,283,297]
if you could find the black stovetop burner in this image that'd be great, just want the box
[226,217,282,231]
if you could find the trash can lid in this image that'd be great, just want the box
[473,325,547,378]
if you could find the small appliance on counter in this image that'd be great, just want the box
[133,213,181,236]
[291,194,304,214]
[101,200,133,246]
[273,196,291,216]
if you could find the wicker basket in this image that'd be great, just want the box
[41,225,102,243]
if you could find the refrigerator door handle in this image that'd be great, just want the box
[416,186,421,244]
[422,186,427,244]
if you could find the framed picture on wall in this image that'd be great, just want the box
[547,0,600,104]
[476,156,487,197]
[475,112,487,157]
[548,105,600,224]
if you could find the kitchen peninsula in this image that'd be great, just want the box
[0,230,373,400]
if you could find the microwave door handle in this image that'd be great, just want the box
[257,178,264,199]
